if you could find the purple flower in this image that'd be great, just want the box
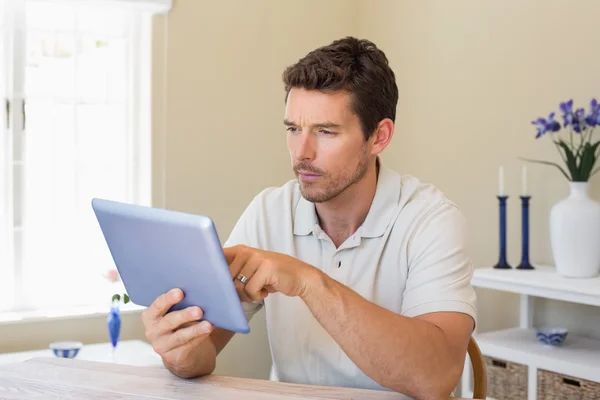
[572,108,587,133]
[532,112,561,138]
[560,99,574,126]
[585,98,600,127]
[532,118,547,137]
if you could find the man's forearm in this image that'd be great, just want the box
[300,269,461,400]
[163,335,217,379]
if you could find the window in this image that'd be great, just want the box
[0,0,170,318]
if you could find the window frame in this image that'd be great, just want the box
[0,0,156,316]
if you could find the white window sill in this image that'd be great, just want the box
[0,303,146,326]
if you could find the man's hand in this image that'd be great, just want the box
[223,245,320,302]
[142,288,215,376]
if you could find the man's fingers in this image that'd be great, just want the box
[228,246,251,279]
[234,280,253,303]
[235,257,262,302]
[224,244,247,266]
[224,246,270,302]
[223,246,236,265]
[167,320,213,350]
[155,306,203,336]
[233,268,253,302]
[154,320,213,355]
[142,288,183,323]
[244,266,271,302]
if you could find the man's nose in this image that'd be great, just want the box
[293,131,315,161]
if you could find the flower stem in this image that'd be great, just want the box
[552,139,571,179]
[592,128,600,158]
[570,128,574,150]
[552,139,568,164]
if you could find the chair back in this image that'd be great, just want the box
[467,336,487,399]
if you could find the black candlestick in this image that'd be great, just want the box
[494,195,512,269]
[517,195,534,269]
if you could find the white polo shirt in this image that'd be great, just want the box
[224,163,476,393]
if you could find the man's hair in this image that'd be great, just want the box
[282,36,398,141]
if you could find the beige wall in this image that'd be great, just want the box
[356,0,600,337]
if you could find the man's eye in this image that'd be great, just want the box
[319,130,334,135]
[286,127,299,133]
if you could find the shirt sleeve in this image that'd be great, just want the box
[223,196,265,322]
[400,201,477,327]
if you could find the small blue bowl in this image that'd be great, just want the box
[49,341,83,358]
[536,328,568,346]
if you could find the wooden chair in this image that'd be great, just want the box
[467,336,487,399]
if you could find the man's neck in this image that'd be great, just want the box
[315,160,379,248]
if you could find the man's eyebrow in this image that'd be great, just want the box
[283,119,342,129]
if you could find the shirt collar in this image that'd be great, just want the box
[293,195,318,236]
[293,161,401,238]
[360,163,401,238]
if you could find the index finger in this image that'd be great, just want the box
[143,288,183,322]
[222,246,238,265]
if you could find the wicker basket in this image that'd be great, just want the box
[484,355,528,399]
[537,369,600,399]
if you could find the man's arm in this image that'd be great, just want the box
[301,269,473,400]
[300,203,475,399]
[224,244,473,399]
[161,326,235,378]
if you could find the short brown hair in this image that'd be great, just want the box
[282,37,398,140]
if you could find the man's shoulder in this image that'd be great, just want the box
[396,171,457,211]
[386,168,464,232]
[387,170,469,259]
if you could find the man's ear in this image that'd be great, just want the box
[369,118,394,156]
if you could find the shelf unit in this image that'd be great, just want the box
[461,265,600,399]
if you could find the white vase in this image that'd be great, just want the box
[550,181,600,278]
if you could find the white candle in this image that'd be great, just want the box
[521,164,528,196]
[498,166,504,196]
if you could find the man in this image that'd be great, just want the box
[142,37,476,400]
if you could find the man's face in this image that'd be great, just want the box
[285,88,372,203]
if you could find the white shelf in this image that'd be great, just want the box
[472,265,600,306]
[462,265,600,398]
[475,327,600,383]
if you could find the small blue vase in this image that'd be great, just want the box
[107,305,121,349]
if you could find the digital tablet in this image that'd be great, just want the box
[91,198,250,334]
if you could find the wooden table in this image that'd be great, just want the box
[0,357,468,399]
